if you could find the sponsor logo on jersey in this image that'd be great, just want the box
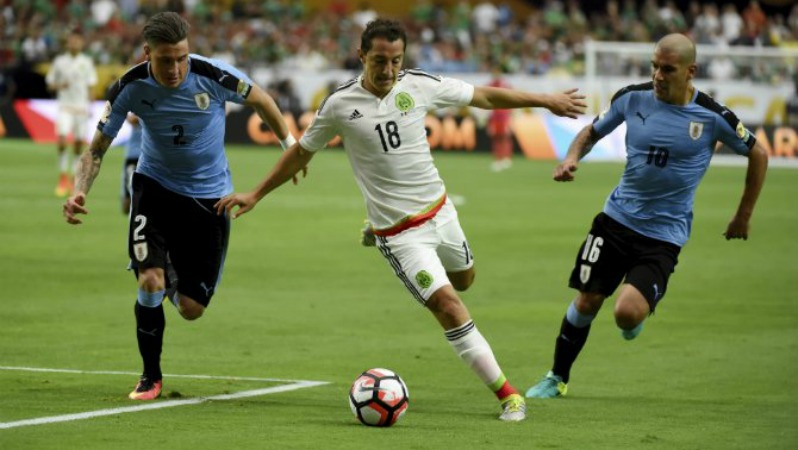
[348,109,363,120]
[415,270,433,289]
[689,121,704,140]
[395,92,415,112]
[194,92,210,110]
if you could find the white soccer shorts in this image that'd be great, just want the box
[55,109,90,141]
[375,199,474,305]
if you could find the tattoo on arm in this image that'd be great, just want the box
[568,126,599,161]
[74,133,112,194]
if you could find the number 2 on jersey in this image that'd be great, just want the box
[375,121,401,152]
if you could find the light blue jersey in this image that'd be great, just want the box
[593,82,756,247]
[124,123,142,160]
[99,55,254,198]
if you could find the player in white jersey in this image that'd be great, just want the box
[215,18,586,422]
[46,30,97,197]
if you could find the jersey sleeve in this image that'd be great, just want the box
[714,107,756,156]
[191,55,254,105]
[299,96,339,152]
[428,76,474,109]
[97,85,131,140]
[592,88,629,138]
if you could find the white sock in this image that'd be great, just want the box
[445,320,502,385]
[59,152,70,173]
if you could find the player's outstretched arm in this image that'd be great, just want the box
[723,140,768,240]
[63,131,113,225]
[244,83,306,184]
[470,86,587,119]
[554,124,600,182]
[214,143,315,219]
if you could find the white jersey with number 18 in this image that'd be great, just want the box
[299,70,474,231]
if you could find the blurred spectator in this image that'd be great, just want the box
[2,0,797,109]
[472,1,498,35]
[708,54,737,81]
[90,0,117,28]
[20,24,50,64]
[742,0,767,36]
[693,3,722,44]
[721,3,743,43]
[351,2,377,30]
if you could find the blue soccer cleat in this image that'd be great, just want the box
[621,322,644,340]
[525,371,567,399]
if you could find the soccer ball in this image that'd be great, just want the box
[348,368,409,427]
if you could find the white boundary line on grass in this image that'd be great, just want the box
[0,366,330,430]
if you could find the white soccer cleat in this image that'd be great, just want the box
[499,394,527,422]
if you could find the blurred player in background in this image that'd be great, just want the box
[526,33,768,399]
[215,18,586,422]
[62,12,296,401]
[486,64,513,172]
[120,113,141,214]
[46,30,97,197]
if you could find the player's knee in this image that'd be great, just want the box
[177,295,205,321]
[575,292,604,315]
[613,302,647,329]
[137,269,165,293]
[448,269,475,292]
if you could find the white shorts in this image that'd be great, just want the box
[55,108,89,141]
[375,198,474,305]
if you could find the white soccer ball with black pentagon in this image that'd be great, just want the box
[348,368,409,427]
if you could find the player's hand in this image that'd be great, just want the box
[723,215,750,240]
[214,192,259,219]
[553,159,579,182]
[291,166,309,185]
[547,89,587,119]
[63,193,88,225]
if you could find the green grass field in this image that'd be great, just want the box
[1,138,796,449]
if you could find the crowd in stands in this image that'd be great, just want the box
[2,0,797,102]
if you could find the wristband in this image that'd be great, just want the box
[279,134,297,151]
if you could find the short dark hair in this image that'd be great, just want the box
[142,12,190,46]
[360,19,406,53]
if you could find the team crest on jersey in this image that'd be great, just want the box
[689,121,704,140]
[395,92,415,113]
[237,80,252,98]
[736,121,749,140]
[194,92,210,110]
[415,270,433,289]
[133,243,148,262]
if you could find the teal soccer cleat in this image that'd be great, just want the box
[525,371,567,399]
[621,322,644,340]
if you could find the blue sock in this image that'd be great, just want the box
[566,300,595,328]
[137,288,165,308]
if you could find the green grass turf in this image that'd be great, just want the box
[0,138,796,449]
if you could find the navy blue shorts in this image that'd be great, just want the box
[568,213,680,312]
[128,173,229,306]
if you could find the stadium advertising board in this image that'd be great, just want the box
[2,99,795,160]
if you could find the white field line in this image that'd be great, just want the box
[0,366,330,430]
